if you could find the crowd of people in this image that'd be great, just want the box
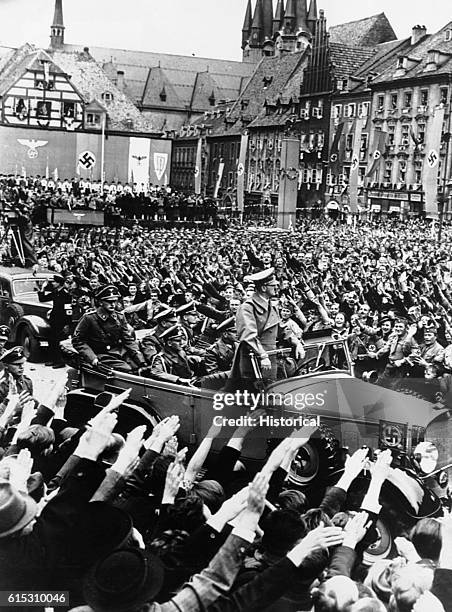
[0,174,221,223]
[1,211,452,609]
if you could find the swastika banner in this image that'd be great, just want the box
[423,105,445,218]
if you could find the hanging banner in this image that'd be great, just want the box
[237,132,249,212]
[149,139,172,186]
[194,138,202,195]
[328,122,344,175]
[214,160,225,198]
[348,117,365,213]
[423,106,445,218]
[366,130,387,178]
[128,137,151,188]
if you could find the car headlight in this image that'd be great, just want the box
[414,441,439,474]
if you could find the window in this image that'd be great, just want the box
[401,124,410,145]
[384,161,393,181]
[346,134,353,150]
[388,125,395,145]
[420,90,429,106]
[418,123,425,143]
[36,100,51,119]
[414,160,422,184]
[344,103,355,118]
[241,99,249,111]
[446,30,452,42]
[360,134,368,151]
[333,104,342,118]
[404,92,412,108]
[440,88,449,105]
[391,93,398,109]
[209,92,216,107]
[358,102,370,117]
[101,92,114,103]
[86,112,101,125]
[14,98,27,120]
[159,88,167,102]
[398,160,407,183]
[397,57,404,69]
[63,102,75,118]
[377,95,384,110]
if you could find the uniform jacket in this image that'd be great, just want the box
[204,338,235,374]
[38,286,72,326]
[73,309,145,366]
[150,348,193,383]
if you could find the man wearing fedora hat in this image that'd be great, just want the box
[73,285,146,373]
[231,268,305,390]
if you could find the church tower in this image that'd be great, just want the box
[50,0,65,49]
[242,0,275,63]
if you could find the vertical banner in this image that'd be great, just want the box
[237,132,249,212]
[149,139,172,186]
[366,130,387,178]
[128,137,151,187]
[328,122,344,176]
[76,132,101,179]
[278,138,300,229]
[194,137,202,195]
[423,106,445,218]
[214,160,225,198]
[348,117,365,213]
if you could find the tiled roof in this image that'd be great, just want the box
[329,43,376,80]
[50,49,155,132]
[329,13,396,48]
[0,45,42,96]
[372,21,452,83]
[63,44,254,110]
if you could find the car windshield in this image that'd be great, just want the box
[290,341,351,376]
[13,278,48,296]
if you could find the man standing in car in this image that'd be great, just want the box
[38,274,72,368]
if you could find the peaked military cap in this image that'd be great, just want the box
[175,301,197,316]
[160,325,184,342]
[96,284,121,301]
[53,274,65,285]
[1,346,26,364]
[244,267,276,285]
[0,325,10,340]
[153,308,177,324]
[216,317,235,334]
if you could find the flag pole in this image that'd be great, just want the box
[100,113,106,195]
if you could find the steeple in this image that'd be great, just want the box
[283,0,296,33]
[250,0,264,47]
[307,0,318,33]
[262,0,274,40]
[50,0,65,48]
[294,0,310,36]
[273,0,285,35]
[242,0,253,49]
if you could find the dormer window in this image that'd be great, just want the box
[397,57,405,69]
[241,99,249,111]
[337,78,348,91]
[101,92,114,104]
[86,112,101,126]
[263,76,273,89]
[159,87,167,102]
[446,30,452,42]
[208,91,216,107]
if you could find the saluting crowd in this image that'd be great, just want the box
[1,213,452,610]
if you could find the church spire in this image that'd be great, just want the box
[294,0,310,36]
[250,0,264,46]
[307,0,318,34]
[242,0,253,49]
[50,0,65,48]
[273,0,285,35]
[283,0,296,33]
[262,0,274,41]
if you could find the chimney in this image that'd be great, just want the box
[411,25,427,46]
[116,70,125,91]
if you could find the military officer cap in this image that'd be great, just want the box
[53,274,65,285]
[175,302,197,317]
[0,325,10,340]
[1,346,26,364]
[153,308,178,324]
[216,317,235,335]
[160,325,184,342]
[96,284,121,302]
[244,267,276,286]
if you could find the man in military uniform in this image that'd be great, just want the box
[204,317,236,375]
[73,285,146,372]
[0,326,10,359]
[230,268,305,390]
[140,308,179,365]
[149,325,194,384]
[38,274,72,368]
[0,347,36,433]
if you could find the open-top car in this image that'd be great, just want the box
[0,266,55,361]
[63,328,451,562]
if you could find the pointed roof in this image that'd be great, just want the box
[251,0,264,31]
[285,0,296,21]
[329,13,396,48]
[141,65,183,108]
[262,0,274,40]
[190,71,221,111]
[295,0,310,34]
[242,0,253,35]
[52,0,64,27]
[273,0,285,35]
[307,0,317,27]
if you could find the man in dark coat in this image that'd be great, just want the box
[73,285,146,372]
[38,274,72,368]
[149,325,194,384]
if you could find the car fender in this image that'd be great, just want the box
[14,315,51,339]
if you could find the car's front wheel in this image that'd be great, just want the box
[20,327,42,363]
